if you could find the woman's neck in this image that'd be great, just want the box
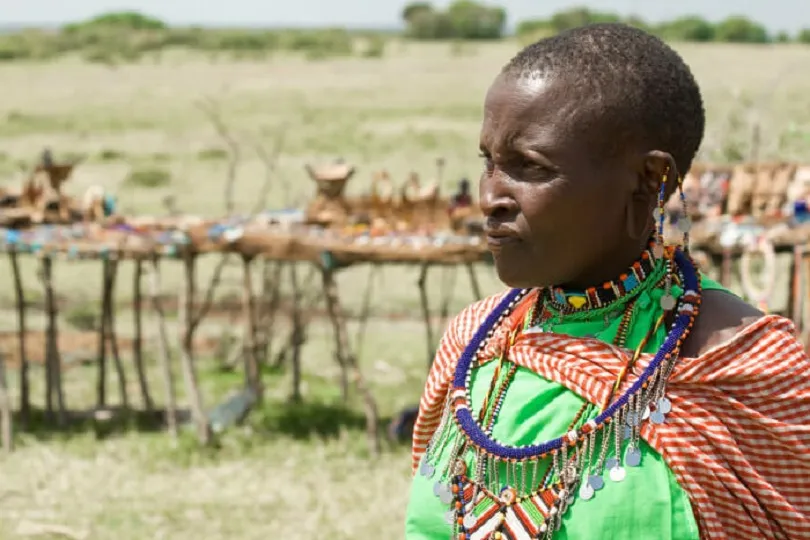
[558,238,654,292]
[546,238,662,312]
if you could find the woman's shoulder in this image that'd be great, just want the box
[681,287,767,358]
[674,273,800,360]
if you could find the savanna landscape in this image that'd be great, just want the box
[0,6,809,539]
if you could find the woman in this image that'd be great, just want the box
[405,23,810,540]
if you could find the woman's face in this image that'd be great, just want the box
[478,73,661,289]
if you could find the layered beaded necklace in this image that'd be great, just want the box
[418,247,701,540]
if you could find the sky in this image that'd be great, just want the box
[1,0,808,33]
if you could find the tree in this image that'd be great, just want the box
[798,29,810,44]
[657,16,715,42]
[714,16,769,43]
[63,11,167,32]
[548,7,620,33]
[447,1,506,40]
[402,1,506,41]
[402,3,434,25]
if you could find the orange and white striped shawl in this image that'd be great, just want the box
[411,291,810,540]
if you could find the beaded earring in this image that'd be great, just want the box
[652,170,667,259]
[675,174,691,251]
[653,168,676,311]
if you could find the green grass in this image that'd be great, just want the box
[0,317,429,539]
[0,41,807,538]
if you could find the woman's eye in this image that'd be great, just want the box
[521,158,541,171]
[522,159,553,177]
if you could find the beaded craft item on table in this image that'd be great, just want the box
[418,170,697,540]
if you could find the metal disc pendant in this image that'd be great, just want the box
[605,457,619,470]
[625,447,642,467]
[420,459,435,478]
[579,482,595,501]
[650,410,666,425]
[588,474,605,491]
[660,294,676,311]
[623,425,632,440]
[445,510,456,525]
[657,397,672,414]
[464,513,477,529]
[678,217,692,233]
[609,465,627,483]
[434,482,454,504]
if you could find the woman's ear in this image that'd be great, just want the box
[626,150,678,240]
[644,150,679,198]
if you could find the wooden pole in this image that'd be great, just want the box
[241,256,262,402]
[289,263,304,402]
[96,260,111,408]
[104,259,129,409]
[258,260,283,366]
[43,260,53,421]
[322,268,380,455]
[438,265,458,332]
[417,264,434,370]
[353,263,380,362]
[465,262,482,301]
[8,251,29,427]
[801,251,810,349]
[178,255,212,445]
[790,246,804,333]
[132,260,153,411]
[41,257,65,426]
[0,352,12,452]
[720,248,733,288]
[148,258,177,438]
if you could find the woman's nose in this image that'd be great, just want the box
[479,171,518,218]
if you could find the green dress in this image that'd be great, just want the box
[405,275,724,539]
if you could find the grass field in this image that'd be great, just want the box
[0,40,809,539]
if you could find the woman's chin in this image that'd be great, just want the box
[494,264,544,290]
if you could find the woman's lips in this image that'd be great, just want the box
[484,226,521,247]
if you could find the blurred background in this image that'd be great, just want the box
[0,1,808,539]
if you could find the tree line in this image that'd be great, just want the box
[1,6,808,66]
[403,2,810,44]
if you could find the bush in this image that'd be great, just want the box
[657,16,715,42]
[65,305,99,331]
[714,16,769,43]
[98,149,126,161]
[361,34,387,58]
[197,148,229,160]
[125,167,172,188]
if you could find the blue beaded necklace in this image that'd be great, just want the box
[451,248,699,459]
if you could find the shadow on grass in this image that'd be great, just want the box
[10,399,412,448]
[12,406,181,442]
[251,400,394,441]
